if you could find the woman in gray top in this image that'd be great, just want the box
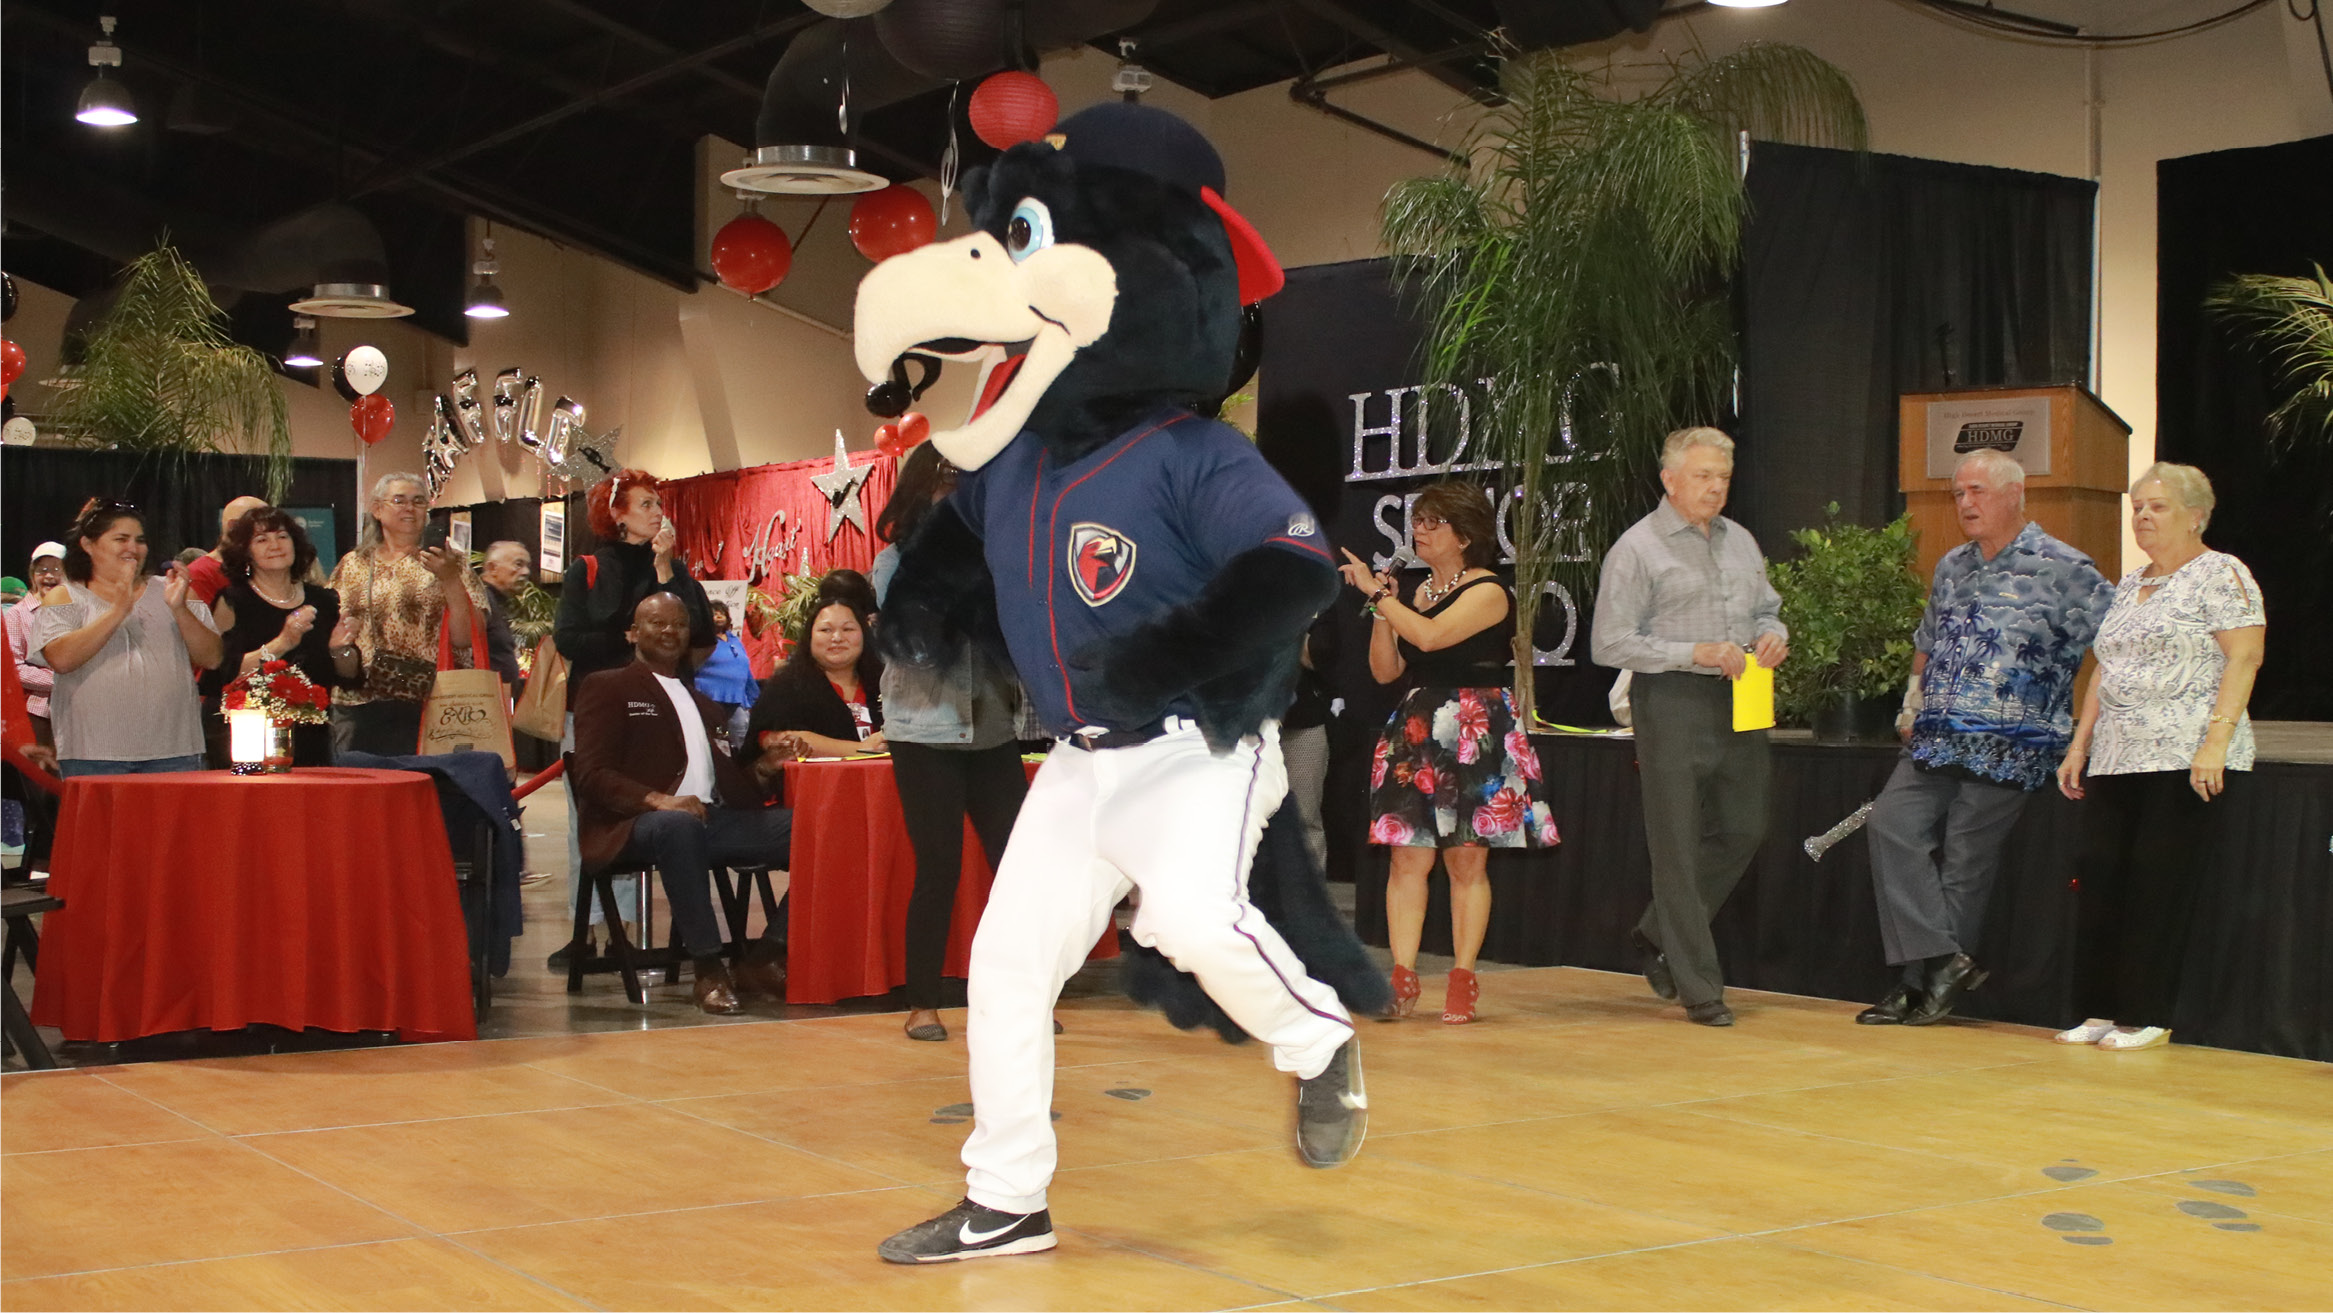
[30,501,223,775]
[871,444,1030,1043]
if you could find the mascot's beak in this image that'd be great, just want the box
[853,231,1118,471]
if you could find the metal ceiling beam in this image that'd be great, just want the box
[1,3,701,292]
[1283,0,1499,103]
[526,0,776,102]
[357,12,813,193]
[1119,0,1283,49]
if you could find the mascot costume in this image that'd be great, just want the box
[856,102,1389,1264]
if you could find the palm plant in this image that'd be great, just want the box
[2207,264,2333,446]
[45,243,293,500]
[1380,42,1865,718]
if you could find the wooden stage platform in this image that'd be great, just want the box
[5,966,2329,1310]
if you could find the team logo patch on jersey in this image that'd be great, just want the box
[1068,522,1138,606]
[1286,512,1318,538]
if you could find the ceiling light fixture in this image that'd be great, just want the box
[1706,0,1790,7]
[289,260,415,318]
[283,315,324,369]
[75,16,138,127]
[464,234,509,320]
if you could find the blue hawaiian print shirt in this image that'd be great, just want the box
[1910,522,2113,790]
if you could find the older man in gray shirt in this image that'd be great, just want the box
[1592,427,1788,1027]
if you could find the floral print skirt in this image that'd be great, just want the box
[1368,685,1559,849]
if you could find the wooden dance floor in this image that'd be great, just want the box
[4,967,2329,1310]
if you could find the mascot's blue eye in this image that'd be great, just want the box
[1004,198,1054,262]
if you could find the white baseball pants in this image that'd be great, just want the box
[960,719,1355,1214]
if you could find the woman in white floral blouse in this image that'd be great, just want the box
[2053,462,2265,1051]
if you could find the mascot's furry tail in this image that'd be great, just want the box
[1121,798,1393,1040]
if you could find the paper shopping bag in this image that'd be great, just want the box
[511,636,567,741]
[419,668,516,766]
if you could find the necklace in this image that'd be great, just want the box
[1418,569,1466,610]
[250,576,305,609]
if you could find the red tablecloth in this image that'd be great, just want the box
[783,756,1116,1004]
[30,768,477,1043]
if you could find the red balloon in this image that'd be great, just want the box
[968,71,1058,150]
[711,213,794,295]
[350,394,394,446]
[898,411,931,447]
[873,422,906,459]
[0,339,24,388]
[850,185,938,262]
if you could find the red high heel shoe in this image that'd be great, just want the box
[1442,967,1479,1025]
[1388,964,1421,1018]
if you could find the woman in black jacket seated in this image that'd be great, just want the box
[749,594,885,775]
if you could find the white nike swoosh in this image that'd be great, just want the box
[959,1219,1020,1245]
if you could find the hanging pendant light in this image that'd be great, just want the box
[289,259,414,319]
[283,315,324,369]
[75,16,138,127]
[464,234,509,320]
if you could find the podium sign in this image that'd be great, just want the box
[1923,394,2053,478]
[1900,385,2129,582]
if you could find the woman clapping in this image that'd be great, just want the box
[207,508,361,767]
[30,501,224,775]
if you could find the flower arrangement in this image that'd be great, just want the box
[223,660,331,725]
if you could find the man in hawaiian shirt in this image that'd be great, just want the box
[1860,449,2113,1027]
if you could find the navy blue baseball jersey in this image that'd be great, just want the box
[953,406,1332,736]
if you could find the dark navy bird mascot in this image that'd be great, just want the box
[857,103,1386,1265]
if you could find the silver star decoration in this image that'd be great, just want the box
[547,425,623,485]
[809,428,874,541]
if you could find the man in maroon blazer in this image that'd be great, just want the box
[573,592,790,1014]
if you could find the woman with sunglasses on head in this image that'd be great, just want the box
[328,473,486,757]
[28,500,224,776]
[204,507,360,768]
[1336,480,1559,1025]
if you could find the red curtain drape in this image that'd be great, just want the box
[661,450,900,677]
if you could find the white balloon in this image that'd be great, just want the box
[344,345,389,396]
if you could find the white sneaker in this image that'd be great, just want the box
[2098,1026,2170,1051]
[2055,1018,2116,1044]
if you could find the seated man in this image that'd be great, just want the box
[573,592,790,1015]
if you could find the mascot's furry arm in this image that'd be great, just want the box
[874,500,1010,678]
[1066,544,1339,752]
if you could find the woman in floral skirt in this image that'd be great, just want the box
[1337,481,1558,1024]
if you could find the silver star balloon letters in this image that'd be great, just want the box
[810,429,875,541]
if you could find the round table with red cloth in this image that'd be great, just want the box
[30,768,477,1043]
[782,756,1117,1004]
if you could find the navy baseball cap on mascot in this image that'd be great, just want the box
[854,101,1282,473]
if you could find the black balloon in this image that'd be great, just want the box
[875,0,1008,82]
[329,352,362,403]
[1,272,15,322]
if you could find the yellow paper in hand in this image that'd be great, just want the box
[1733,659,1775,732]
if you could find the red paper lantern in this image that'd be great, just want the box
[350,394,394,446]
[711,213,794,295]
[850,186,938,262]
[0,339,23,388]
[968,71,1058,150]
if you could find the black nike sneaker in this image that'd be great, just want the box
[876,1198,1057,1264]
[1295,1037,1367,1168]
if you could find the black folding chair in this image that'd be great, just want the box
[2,885,60,1070]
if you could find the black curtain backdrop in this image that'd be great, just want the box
[1735,143,2096,548]
[1,447,359,573]
[2157,133,2333,721]
[1353,735,2333,1063]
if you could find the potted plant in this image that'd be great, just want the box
[1766,504,1926,742]
[1380,41,1865,722]
[44,243,294,500]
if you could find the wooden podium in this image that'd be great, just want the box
[1899,384,2129,581]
